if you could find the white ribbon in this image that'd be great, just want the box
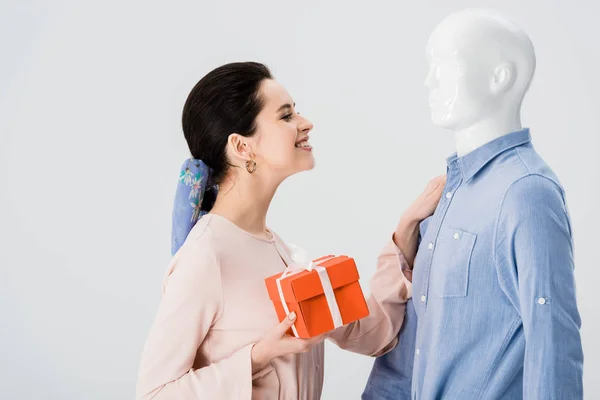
[274,242,343,338]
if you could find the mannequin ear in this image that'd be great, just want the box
[227,133,253,162]
[491,62,516,94]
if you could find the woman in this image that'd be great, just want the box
[136,62,445,399]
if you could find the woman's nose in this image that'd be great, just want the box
[298,115,314,133]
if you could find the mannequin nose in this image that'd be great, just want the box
[424,71,433,88]
[424,66,437,88]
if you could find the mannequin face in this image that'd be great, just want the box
[424,38,495,130]
[423,9,536,155]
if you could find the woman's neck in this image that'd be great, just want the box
[209,174,278,238]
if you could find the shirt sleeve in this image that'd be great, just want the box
[362,298,417,400]
[327,236,413,357]
[494,174,584,400]
[135,237,255,400]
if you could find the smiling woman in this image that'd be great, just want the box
[134,61,445,400]
[180,62,315,188]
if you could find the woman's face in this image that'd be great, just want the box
[247,79,314,179]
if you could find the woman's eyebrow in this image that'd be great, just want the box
[276,103,295,113]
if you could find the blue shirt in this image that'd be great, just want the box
[363,128,583,399]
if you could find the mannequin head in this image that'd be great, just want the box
[425,9,536,132]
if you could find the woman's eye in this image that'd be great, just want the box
[282,114,293,121]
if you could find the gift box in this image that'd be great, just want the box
[265,254,370,339]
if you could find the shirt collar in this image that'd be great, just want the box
[446,128,532,182]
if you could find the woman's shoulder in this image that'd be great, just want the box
[164,216,222,282]
[185,214,219,248]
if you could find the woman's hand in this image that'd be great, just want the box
[251,312,326,373]
[404,174,447,221]
[393,175,446,269]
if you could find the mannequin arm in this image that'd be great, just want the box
[495,174,583,400]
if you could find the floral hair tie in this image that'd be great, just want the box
[171,158,218,255]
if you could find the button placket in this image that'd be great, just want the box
[418,164,462,314]
[411,161,462,400]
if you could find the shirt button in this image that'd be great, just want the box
[421,295,426,302]
[538,297,546,305]
[453,232,460,240]
[416,348,420,355]
[428,242,434,250]
[446,192,453,199]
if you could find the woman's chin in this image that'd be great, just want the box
[288,159,315,176]
[303,158,316,171]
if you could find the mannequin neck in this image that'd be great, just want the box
[453,111,522,157]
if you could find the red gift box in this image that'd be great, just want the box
[265,255,370,338]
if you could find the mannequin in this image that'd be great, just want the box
[362,9,583,400]
[425,10,536,157]
[424,9,535,155]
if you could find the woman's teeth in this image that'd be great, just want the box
[295,141,311,148]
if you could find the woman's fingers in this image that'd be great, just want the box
[274,312,297,337]
[424,175,446,198]
[280,331,327,354]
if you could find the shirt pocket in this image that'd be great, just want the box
[430,227,477,298]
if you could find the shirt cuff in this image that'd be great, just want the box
[249,344,275,380]
[225,343,255,398]
[389,234,411,268]
[252,362,274,380]
[389,233,413,282]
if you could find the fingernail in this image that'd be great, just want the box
[289,312,296,320]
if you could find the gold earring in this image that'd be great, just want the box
[245,159,257,173]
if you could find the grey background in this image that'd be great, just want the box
[1,0,597,398]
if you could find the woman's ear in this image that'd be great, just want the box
[227,133,254,163]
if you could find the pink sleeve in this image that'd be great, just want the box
[135,241,254,400]
[327,235,412,357]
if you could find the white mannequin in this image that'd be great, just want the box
[363,9,583,399]
[424,9,536,156]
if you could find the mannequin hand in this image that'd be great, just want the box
[393,175,446,267]
[251,312,326,373]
